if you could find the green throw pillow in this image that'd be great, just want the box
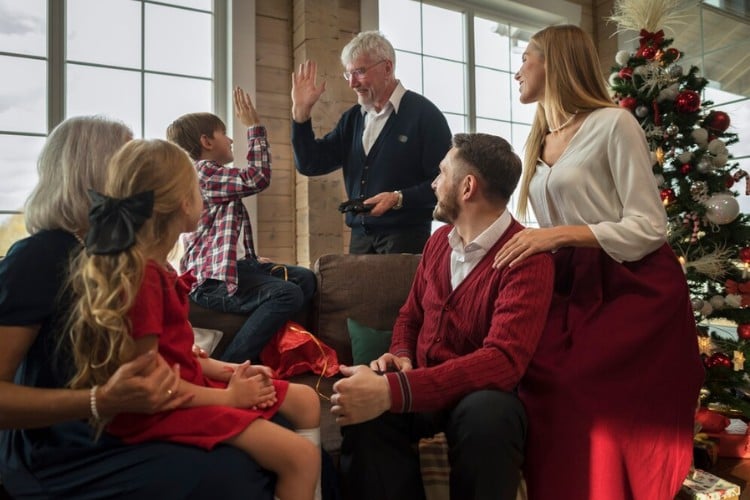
[347,317,393,365]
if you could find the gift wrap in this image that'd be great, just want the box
[678,469,740,500]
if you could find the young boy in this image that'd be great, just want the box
[167,87,316,363]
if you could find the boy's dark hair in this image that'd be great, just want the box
[451,133,522,204]
[166,112,226,161]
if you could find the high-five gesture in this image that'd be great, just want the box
[233,86,260,127]
[291,60,327,123]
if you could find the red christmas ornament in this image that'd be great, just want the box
[706,352,732,368]
[665,48,680,62]
[680,163,691,175]
[675,90,701,113]
[659,188,676,205]
[640,46,657,59]
[705,111,731,133]
[618,67,633,80]
[738,323,750,340]
[726,175,735,188]
[619,97,638,111]
[739,247,750,263]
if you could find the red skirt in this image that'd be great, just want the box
[109,378,289,450]
[519,243,704,499]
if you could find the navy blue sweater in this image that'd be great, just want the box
[292,90,452,232]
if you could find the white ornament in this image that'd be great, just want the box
[713,153,729,167]
[615,50,631,66]
[705,192,741,224]
[657,87,678,102]
[691,128,709,147]
[691,298,705,311]
[678,151,693,164]
[609,72,621,86]
[635,105,649,118]
[708,139,728,156]
[725,294,742,308]
[709,295,726,309]
[700,302,714,316]
[696,157,714,173]
[669,65,683,78]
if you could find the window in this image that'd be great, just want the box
[0,0,218,256]
[378,0,544,224]
[672,3,750,212]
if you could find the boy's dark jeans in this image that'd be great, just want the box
[190,259,316,362]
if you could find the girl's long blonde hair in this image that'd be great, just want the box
[516,25,616,219]
[67,139,196,391]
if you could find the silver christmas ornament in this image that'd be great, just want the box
[705,192,741,224]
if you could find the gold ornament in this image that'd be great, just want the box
[697,336,713,355]
[734,350,745,371]
[655,147,665,166]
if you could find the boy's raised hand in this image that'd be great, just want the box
[233,86,261,127]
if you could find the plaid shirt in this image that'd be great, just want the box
[180,126,271,295]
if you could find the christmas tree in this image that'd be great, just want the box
[610,0,750,417]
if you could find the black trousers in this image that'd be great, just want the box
[339,390,526,500]
[349,225,431,255]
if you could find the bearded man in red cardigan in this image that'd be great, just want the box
[331,133,555,500]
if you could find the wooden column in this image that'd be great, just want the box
[292,0,360,267]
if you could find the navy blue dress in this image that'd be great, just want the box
[0,230,276,499]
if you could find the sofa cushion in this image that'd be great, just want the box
[312,253,421,366]
[347,317,393,365]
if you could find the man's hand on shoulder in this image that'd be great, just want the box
[331,365,392,426]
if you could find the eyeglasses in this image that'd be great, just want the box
[342,60,386,81]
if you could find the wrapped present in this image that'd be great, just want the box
[678,469,740,500]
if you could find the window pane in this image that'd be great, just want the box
[476,67,510,120]
[475,17,510,70]
[157,0,212,10]
[0,0,46,57]
[422,3,463,62]
[144,74,211,139]
[476,118,511,139]
[0,212,29,257]
[511,123,531,154]
[511,80,536,125]
[444,113,465,134]
[0,56,46,133]
[0,134,44,212]
[66,64,141,135]
[423,57,464,114]
[67,0,141,68]
[145,4,212,77]
[379,0,421,53]
[396,50,422,94]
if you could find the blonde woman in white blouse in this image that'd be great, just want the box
[493,25,704,500]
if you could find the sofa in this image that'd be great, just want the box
[187,252,423,460]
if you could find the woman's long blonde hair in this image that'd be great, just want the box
[67,139,196,391]
[516,25,616,219]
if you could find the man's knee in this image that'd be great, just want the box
[448,390,526,447]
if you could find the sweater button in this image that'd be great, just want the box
[435,337,441,342]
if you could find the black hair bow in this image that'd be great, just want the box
[85,189,154,255]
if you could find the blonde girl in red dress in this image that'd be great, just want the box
[67,139,321,500]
